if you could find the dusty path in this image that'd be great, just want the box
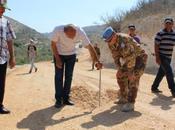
[0,50,175,130]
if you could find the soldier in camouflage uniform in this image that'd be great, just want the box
[102,27,147,112]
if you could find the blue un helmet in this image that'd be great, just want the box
[102,26,115,42]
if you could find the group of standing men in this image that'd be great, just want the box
[1,0,175,114]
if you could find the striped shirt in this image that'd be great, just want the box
[0,16,16,64]
[155,29,175,59]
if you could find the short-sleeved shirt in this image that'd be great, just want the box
[155,29,175,59]
[28,45,37,58]
[130,34,141,44]
[0,16,16,64]
[51,25,91,55]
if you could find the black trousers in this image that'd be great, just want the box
[152,55,175,92]
[0,62,7,108]
[54,55,76,103]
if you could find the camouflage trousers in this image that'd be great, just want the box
[116,53,148,103]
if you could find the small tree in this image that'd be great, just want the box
[101,11,125,32]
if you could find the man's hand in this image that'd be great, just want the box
[95,62,103,70]
[51,41,62,69]
[156,56,161,65]
[7,40,15,69]
[154,44,160,65]
[55,57,62,69]
[9,57,16,69]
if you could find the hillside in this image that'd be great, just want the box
[6,16,52,64]
[83,25,105,37]
[120,0,175,74]
[24,0,175,74]
[1,49,175,130]
[43,25,105,41]
[83,0,175,74]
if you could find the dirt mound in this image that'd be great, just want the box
[71,86,118,110]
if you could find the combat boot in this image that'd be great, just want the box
[114,98,127,104]
[121,103,134,112]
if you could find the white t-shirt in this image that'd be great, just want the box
[51,25,91,55]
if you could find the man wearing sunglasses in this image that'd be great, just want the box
[151,17,175,97]
[102,27,147,112]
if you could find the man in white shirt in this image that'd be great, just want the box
[51,24,102,108]
[0,0,16,114]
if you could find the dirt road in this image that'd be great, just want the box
[0,50,175,130]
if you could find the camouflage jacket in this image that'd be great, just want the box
[108,33,145,71]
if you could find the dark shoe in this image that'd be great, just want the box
[35,68,38,72]
[54,102,62,108]
[0,107,10,114]
[171,91,175,98]
[151,88,162,93]
[63,100,74,105]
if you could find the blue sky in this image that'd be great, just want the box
[5,0,140,33]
